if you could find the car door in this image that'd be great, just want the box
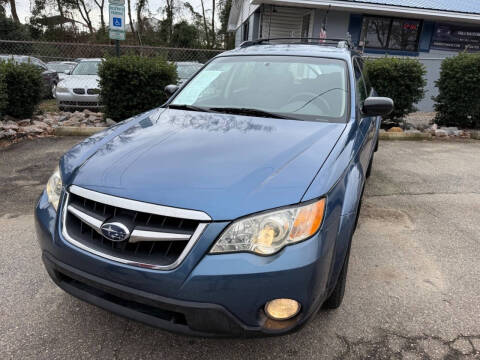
[353,56,375,176]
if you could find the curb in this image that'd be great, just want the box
[54,127,108,136]
[379,132,432,140]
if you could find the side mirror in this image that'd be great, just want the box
[64,70,71,75]
[164,84,179,96]
[362,97,394,117]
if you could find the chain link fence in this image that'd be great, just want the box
[0,39,224,111]
[0,39,224,62]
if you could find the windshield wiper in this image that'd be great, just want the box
[167,104,215,113]
[209,107,294,120]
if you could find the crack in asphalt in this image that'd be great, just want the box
[334,329,480,359]
[112,322,131,360]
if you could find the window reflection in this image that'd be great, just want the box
[361,16,421,52]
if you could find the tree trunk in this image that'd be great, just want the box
[166,0,174,43]
[9,0,20,23]
[93,0,105,31]
[136,0,146,36]
[76,0,94,33]
[55,0,64,29]
[200,0,209,47]
[211,0,215,47]
[127,0,137,43]
[127,0,135,33]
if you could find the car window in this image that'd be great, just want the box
[72,61,100,75]
[30,57,47,70]
[353,57,368,104]
[172,56,349,123]
[48,63,75,72]
[356,57,372,96]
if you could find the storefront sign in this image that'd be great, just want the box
[431,23,480,51]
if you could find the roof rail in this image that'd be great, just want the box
[239,37,354,49]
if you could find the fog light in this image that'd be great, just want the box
[264,299,300,320]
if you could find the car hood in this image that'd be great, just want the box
[59,75,99,88]
[70,109,345,220]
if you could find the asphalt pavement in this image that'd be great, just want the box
[1,137,480,359]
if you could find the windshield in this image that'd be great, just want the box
[48,63,75,72]
[72,61,100,75]
[177,64,202,79]
[171,56,349,122]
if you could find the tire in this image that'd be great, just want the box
[322,244,351,309]
[323,185,364,310]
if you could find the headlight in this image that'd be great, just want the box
[56,86,68,93]
[210,198,326,255]
[46,166,63,211]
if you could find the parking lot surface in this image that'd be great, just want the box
[1,137,480,359]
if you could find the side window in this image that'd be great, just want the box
[356,58,372,96]
[353,57,368,104]
[31,57,47,71]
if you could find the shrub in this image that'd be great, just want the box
[0,61,43,119]
[0,71,7,116]
[364,57,426,121]
[434,53,480,129]
[99,56,177,121]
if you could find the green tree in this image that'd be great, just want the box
[365,57,426,121]
[434,53,480,129]
[217,0,234,49]
[171,20,199,48]
[0,8,31,40]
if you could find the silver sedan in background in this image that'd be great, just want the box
[56,59,102,111]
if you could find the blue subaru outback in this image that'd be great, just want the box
[35,39,393,336]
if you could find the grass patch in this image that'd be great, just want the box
[37,99,59,114]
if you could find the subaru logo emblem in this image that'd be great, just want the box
[100,222,130,242]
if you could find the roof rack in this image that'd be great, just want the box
[239,37,354,49]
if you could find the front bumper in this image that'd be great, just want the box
[56,92,102,109]
[42,252,258,336]
[35,190,338,336]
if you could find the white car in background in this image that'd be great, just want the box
[56,58,103,111]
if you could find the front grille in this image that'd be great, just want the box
[59,101,101,108]
[73,88,85,94]
[87,88,100,95]
[62,187,208,269]
[77,101,101,107]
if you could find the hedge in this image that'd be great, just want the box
[434,53,480,129]
[0,71,7,116]
[364,57,426,121]
[98,56,177,121]
[0,61,43,119]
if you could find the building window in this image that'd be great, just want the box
[360,16,422,52]
[242,21,250,41]
[301,13,311,40]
